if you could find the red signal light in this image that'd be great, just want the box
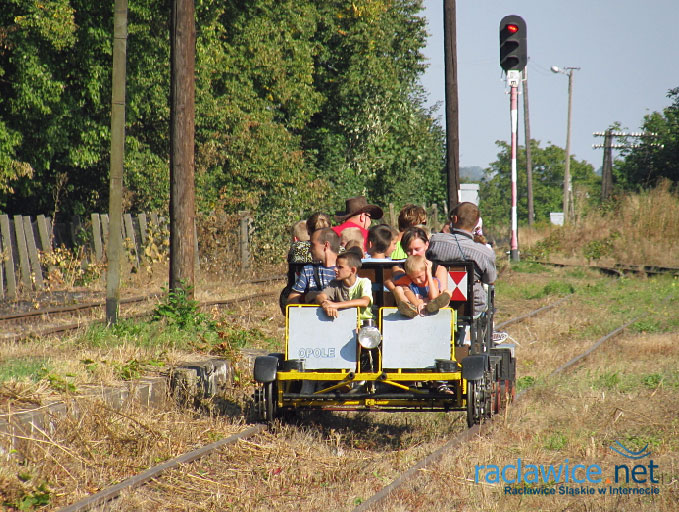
[506,24,519,33]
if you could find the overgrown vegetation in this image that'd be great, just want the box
[152,285,211,330]
[0,0,445,264]
[520,181,679,266]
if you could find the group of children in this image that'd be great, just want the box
[286,203,452,321]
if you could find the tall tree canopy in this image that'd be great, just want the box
[0,0,445,242]
[617,87,679,189]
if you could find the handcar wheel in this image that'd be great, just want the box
[483,370,493,420]
[493,379,500,414]
[466,380,481,427]
[263,381,277,422]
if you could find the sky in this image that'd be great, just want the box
[419,0,679,171]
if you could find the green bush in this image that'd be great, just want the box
[526,230,564,260]
[152,285,212,331]
[517,375,536,391]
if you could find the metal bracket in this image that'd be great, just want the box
[506,70,521,87]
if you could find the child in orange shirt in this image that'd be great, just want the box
[390,255,450,317]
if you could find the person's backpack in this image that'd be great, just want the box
[279,264,322,315]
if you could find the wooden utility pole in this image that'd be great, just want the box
[169,0,196,297]
[594,129,662,201]
[106,0,127,324]
[522,67,534,225]
[600,129,613,201]
[443,0,460,211]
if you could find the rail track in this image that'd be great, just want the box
[0,276,285,342]
[350,288,675,511]
[56,295,576,512]
[352,315,642,511]
[15,266,672,511]
[528,260,679,278]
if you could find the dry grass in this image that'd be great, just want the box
[0,268,287,409]
[111,411,466,511]
[0,397,249,510]
[520,181,679,266]
[390,331,679,511]
[2,254,677,510]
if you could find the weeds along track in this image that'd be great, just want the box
[0,276,284,342]
[351,317,645,511]
[52,298,571,512]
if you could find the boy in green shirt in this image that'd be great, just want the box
[314,250,373,320]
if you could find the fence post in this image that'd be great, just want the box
[238,210,251,269]
[36,215,52,254]
[100,214,110,252]
[0,215,16,298]
[23,216,44,290]
[123,213,140,268]
[13,216,32,290]
[138,213,148,247]
[431,203,439,232]
[92,214,104,261]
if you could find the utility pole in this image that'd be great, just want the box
[600,129,613,201]
[106,0,127,324]
[551,66,579,222]
[169,0,196,297]
[522,66,534,225]
[593,130,663,201]
[443,0,460,211]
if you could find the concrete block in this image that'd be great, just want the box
[170,358,231,404]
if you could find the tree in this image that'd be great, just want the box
[0,0,76,212]
[0,0,446,262]
[480,140,599,231]
[0,0,170,215]
[305,0,445,209]
[617,87,679,188]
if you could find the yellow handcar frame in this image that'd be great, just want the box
[275,305,467,413]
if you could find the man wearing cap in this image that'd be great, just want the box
[332,196,383,252]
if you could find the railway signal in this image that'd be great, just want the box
[499,15,527,262]
[499,15,527,72]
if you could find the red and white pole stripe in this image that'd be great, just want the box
[509,83,519,261]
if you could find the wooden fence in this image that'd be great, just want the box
[0,204,444,299]
[0,213,170,299]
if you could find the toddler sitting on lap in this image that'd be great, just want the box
[390,255,450,318]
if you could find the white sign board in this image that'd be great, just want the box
[459,183,480,205]
[550,212,564,226]
[286,306,358,370]
[380,308,453,368]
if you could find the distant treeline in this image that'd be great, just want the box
[0,0,446,260]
